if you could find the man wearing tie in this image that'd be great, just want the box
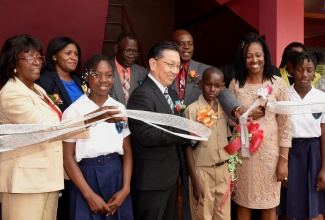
[127,41,190,220]
[170,29,242,220]
[110,32,148,105]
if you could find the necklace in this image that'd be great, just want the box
[33,86,44,99]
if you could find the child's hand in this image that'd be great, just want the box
[86,192,111,215]
[86,106,127,124]
[317,168,325,191]
[192,182,205,210]
[106,188,130,216]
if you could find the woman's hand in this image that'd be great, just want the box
[276,156,288,182]
[106,188,130,216]
[248,105,265,121]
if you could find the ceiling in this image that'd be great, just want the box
[305,0,325,19]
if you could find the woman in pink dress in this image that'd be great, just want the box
[229,34,292,220]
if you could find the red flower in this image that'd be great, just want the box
[175,104,181,112]
[187,70,199,82]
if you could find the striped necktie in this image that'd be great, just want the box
[164,87,174,112]
[122,68,130,103]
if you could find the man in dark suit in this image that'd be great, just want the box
[170,29,242,220]
[127,41,190,220]
[110,32,148,105]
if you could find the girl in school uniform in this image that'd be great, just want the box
[62,54,133,220]
[277,51,325,219]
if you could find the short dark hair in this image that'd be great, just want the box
[116,32,138,45]
[147,41,180,63]
[202,67,224,81]
[279,42,306,68]
[235,35,274,88]
[0,34,43,84]
[290,50,325,70]
[45,36,81,72]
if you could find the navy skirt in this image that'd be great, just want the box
[277,137,325,219]
[69,153,133,220]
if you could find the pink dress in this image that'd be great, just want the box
[229,76,291,209]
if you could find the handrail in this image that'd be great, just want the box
[105,3,147,67]
[121,4,147,67]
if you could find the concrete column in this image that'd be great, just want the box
[260,0,304,66]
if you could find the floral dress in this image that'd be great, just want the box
[229,76,291,209]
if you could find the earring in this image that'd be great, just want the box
[53,57,56,62]
[14,68,17,73]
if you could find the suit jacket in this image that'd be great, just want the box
[127,76,190,191]
[171,59,241,118]
[0,77,88,193]
[110,59,148,105]
[36,71,83,112]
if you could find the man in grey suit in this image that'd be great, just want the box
[110,32,148,105]
[170,29,242,220]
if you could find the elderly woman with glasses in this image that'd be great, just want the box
[0,34,124,220]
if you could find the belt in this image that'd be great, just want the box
[212,160,228,167]
[292,137,319,144]
[78,153,119,166]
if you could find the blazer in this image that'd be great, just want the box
[127,76,190,191]
[0,77,88,193]
[110,59,148,105]
[170,59,241,118]
[37,71,83,112]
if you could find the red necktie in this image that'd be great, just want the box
[179,67,186,102]
[122,68,130,103]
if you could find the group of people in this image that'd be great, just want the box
[0,29,324,220]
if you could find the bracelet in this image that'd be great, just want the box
[232,106,244,117]
[279,153,288,161]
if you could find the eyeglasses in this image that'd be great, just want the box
[155,59,181,70]
[16,56,45,64]
[118,45,140,57]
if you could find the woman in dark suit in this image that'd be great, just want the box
[37,36,84,220]
[37,36,83,112]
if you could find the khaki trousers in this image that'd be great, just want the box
[1,191,59,220]
[189,163,231,220]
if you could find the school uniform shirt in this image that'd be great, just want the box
[184,94,230,166]
[63,94,130,162]
[290,85,325,138]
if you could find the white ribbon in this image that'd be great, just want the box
[0,109,211,152]
[239,99,325,157]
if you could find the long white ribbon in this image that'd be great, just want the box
[0,109,211,152]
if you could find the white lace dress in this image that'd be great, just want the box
[229,76,291,209]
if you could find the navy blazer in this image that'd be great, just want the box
[127,76,190,191]
[36,71,83,112]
